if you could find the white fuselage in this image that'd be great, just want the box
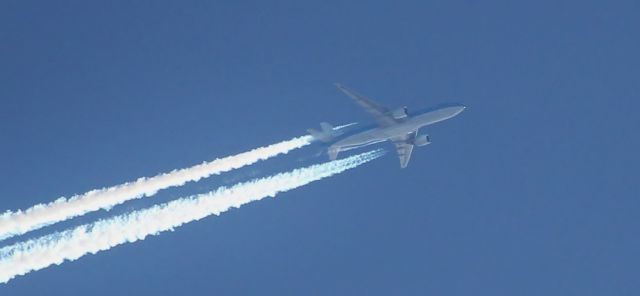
[330,106,465,153]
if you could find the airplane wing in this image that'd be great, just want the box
[335,84,397,127]
[391,131,416,168]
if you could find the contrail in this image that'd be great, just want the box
[0,135,313,241]
[0,150,383,284]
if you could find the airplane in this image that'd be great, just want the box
[310,84,465,168]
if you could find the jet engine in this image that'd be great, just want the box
[390,106,408,119]
[413,134,431,146]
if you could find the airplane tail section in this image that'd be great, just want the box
[307,122,341,142]
[306,128,325,141]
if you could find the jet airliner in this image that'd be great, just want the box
[309,84,465,168]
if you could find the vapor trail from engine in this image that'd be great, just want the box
[0,135,314,241]
[0,150,383,284]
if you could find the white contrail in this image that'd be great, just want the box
[0,150,383,284]
[0,135,313,241]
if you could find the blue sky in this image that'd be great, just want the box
[1,1,638,295]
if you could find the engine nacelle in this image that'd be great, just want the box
[390,106,408,119]
[413,134,431,146]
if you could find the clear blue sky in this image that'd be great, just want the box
[1,1,638,295]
